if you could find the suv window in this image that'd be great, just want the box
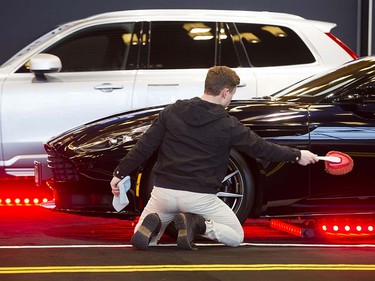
[217,22,245,68]
[17,23,136,72]
[235,23,315,67]
[148,21,242,69]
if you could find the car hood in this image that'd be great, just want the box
[46,99,306,157]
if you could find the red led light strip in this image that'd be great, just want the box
[270,219,304,237]
[0,197,49,206]
[0,177,53,207]
[319,222,374,236]
[271,219,375,238]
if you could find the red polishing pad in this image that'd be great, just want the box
[325,151,353,175]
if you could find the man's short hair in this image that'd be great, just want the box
[204,66,240,96]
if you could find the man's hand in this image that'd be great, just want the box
[298,150,319,166]
[110,176,122,196]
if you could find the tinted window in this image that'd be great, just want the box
[217,23,243,68]
[149,21,216,69]
[235,23,315,67]
[17,23,136,72]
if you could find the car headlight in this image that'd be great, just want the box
[75,124,151,152]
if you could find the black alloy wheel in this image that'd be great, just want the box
[143,149,255,224]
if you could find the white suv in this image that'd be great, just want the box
[0,9,357,178]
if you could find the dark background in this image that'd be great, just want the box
[0,0,374,65]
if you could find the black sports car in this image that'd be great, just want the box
[36,57,375,223]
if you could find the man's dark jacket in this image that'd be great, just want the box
[114,97,301,194]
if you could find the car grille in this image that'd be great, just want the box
[46,146,79,182]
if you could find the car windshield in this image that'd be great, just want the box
[1,22,74,68]
[271,57,375,103]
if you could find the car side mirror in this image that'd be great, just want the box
[335,81,375,119]
[356,81,375,101]
[29,53,62,81]
[354,82,375,118]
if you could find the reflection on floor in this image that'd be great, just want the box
[0,206,374,246]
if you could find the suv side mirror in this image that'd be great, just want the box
[29,53,62,80]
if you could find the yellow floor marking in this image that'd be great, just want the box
[1,264,375,274]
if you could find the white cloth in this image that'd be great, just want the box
[112,176,131,212]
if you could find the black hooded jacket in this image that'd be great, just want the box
[114,97,301,194]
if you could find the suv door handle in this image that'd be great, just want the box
[94,83,124,92]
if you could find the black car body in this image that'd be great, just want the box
[38,57,375,223]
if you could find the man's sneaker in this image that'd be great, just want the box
[131,213,161,250]
[173,213,206,250]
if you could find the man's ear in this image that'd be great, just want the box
[220,88,229,98]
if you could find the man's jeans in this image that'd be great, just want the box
[134,186,244,247]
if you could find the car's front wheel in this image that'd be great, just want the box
[142,150,255,224]
[218,150,255,223]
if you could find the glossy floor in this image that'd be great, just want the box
[1,206,375,281]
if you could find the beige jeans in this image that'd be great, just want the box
[135,186,244,247]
